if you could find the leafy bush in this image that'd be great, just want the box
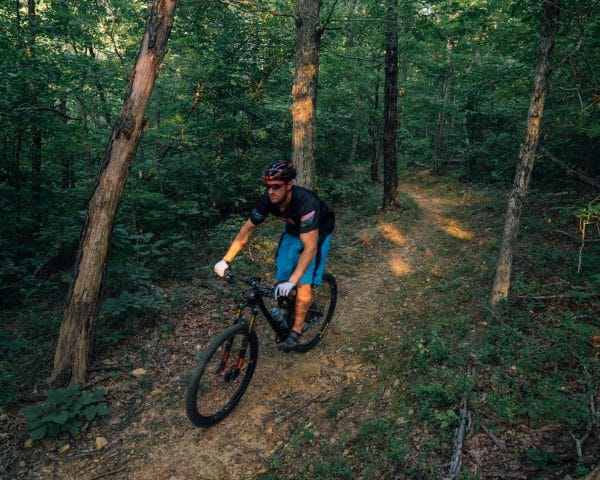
[20,385,110,440]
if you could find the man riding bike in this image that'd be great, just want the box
[213,161,335,352]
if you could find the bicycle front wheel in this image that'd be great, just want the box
[295,273,337,353]
[186,323,258,427]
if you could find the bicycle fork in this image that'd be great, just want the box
[217,314,256,381]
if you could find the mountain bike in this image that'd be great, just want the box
[185,270,337,427]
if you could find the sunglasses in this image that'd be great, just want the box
[265,183,285,191]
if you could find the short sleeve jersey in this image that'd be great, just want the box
[249,186,335,237]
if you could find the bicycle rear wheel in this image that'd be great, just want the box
[295,272,337,353]
[186,323,258,427]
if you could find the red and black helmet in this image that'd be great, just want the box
[262,161,296,182]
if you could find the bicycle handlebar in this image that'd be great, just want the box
[225,270,275,297]
[224,269,296,301]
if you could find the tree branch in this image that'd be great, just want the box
[539,145,600,189]
[215,0,294,19]
[14,105,79,120]
[319,0,341,32]
[443,398,470,480]
[552,37,583,72]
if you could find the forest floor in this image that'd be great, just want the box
[4,170,599,479]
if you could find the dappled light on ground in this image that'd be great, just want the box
[440,219,474,240]
[378,221,408,246]
[389,252,413,277]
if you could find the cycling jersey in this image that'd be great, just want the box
[249,186,335,236]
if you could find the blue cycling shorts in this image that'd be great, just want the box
[275,232,332,286]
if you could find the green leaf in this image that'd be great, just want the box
[47,423,61,438]
[30,425,47,440]
[45,410,70,425]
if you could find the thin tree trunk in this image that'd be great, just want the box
[490,0,560,308]
[369,71,381,182]
[59,97,72,188]
[156,82,205,164]
[12,0,23,194]
[88,46,113,127]
[31,127,41,201]
[346,0,359,47]
[51,0,177,385]
[27,0,41,203]
[433,37,453,173]
[382,0,399,209]
[291,0,323,191]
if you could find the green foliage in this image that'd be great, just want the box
[526,447,558,470]
[435,408,458,430]
[314,457,354,480]
[20,385,110,440]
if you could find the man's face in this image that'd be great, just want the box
[265,181,291,205]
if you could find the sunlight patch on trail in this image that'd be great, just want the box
[440,219,474,240]
[389,252,413,276]
[378,222,408,246]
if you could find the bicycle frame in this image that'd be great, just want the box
[228,275,292,339]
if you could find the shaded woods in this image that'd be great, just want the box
[0,0,599,478]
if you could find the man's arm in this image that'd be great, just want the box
[288,229,318,285]
[223,219,257,263]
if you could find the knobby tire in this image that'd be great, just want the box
[186,323,258,427]
[294,272,337,353]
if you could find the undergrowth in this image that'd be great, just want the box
[264,173,599,479]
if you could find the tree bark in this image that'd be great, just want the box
[291,0,323,191]
[382,0,399,209]
[51,0,177,385]
[490,0,560,309]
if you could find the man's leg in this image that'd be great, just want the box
[291,283,312,334]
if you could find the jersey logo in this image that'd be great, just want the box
[300,210,316,228]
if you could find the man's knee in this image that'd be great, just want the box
[296,283,312,305]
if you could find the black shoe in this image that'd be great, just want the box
[278,331,300,352]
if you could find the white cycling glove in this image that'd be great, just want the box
[275,281,296,298]
[214,259,229,277]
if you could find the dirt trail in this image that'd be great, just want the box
[126,182,448,480]
[20,181,451,480]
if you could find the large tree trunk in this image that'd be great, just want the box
[382,0,399,209]
[490,0,560,309]
[291,0,322,191]
[51,0,177,385]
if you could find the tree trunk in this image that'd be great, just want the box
[27,0,41,203]
[51,0,177,385]
[88,46,113,127]
[31,127,41,201]
[490,0,560,309]
[382,0,399,209]
[369,71,381,182]
[291,0,322,191]
[433,40,453,173]
[59,97,72,188]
